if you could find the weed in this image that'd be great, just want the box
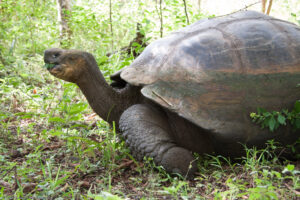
[250,101,300,132]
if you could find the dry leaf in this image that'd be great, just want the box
[22,183,37,193]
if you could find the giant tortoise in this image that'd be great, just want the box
[44,11,300,177]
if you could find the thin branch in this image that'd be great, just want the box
[216,1,261,18]
[13,166,20,190]
[109,0,114,49]
[266,0,273,15]
[198,0,201,14]
[182,0,189,25]
[155,0,163,38]
[284,183,300,196]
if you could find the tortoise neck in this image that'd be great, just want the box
[76,62,123,126]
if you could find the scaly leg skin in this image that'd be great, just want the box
[119,104,197,178]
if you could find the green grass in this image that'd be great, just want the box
[0,54,299,199]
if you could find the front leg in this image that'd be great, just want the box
[119,104,197,177]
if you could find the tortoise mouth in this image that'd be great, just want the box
[44,62,63,76]
[44,63,58,70]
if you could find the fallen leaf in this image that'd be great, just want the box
[95,179,103,184]
[0,180,11,188]
[60,183,69,192]
[113,160,134,172]
[78,181,90,189]
[42,143,63,151]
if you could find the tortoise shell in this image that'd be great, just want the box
[120,11,300,142]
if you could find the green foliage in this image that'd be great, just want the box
[0,0,58,58]
[161,179,189,199]
[250,100,300,132]
[211,141,299,200]
[291,12,300,25]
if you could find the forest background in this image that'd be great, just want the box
[0,0,300,199]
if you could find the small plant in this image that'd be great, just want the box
[250,100,300,132]
[88,191,125,200]
[160,178,189,200]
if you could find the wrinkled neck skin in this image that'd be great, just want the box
[76,59,141,127]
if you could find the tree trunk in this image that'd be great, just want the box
[198,0,201,14]
[0,0,2,14]
[109,0,114,50]
[56,0,72,47]
[262,0,266,13]
[158,0,163,38]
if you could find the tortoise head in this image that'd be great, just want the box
[44,48,95,83]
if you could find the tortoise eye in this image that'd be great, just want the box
[53,52,60,58]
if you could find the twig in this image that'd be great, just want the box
[112,160,134,172]
[14,166,20,190]
[284,183,300,195]
[152,90,174,107]
[215,1,261,18]
[0,165,16,180]
[182,0,189,25]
